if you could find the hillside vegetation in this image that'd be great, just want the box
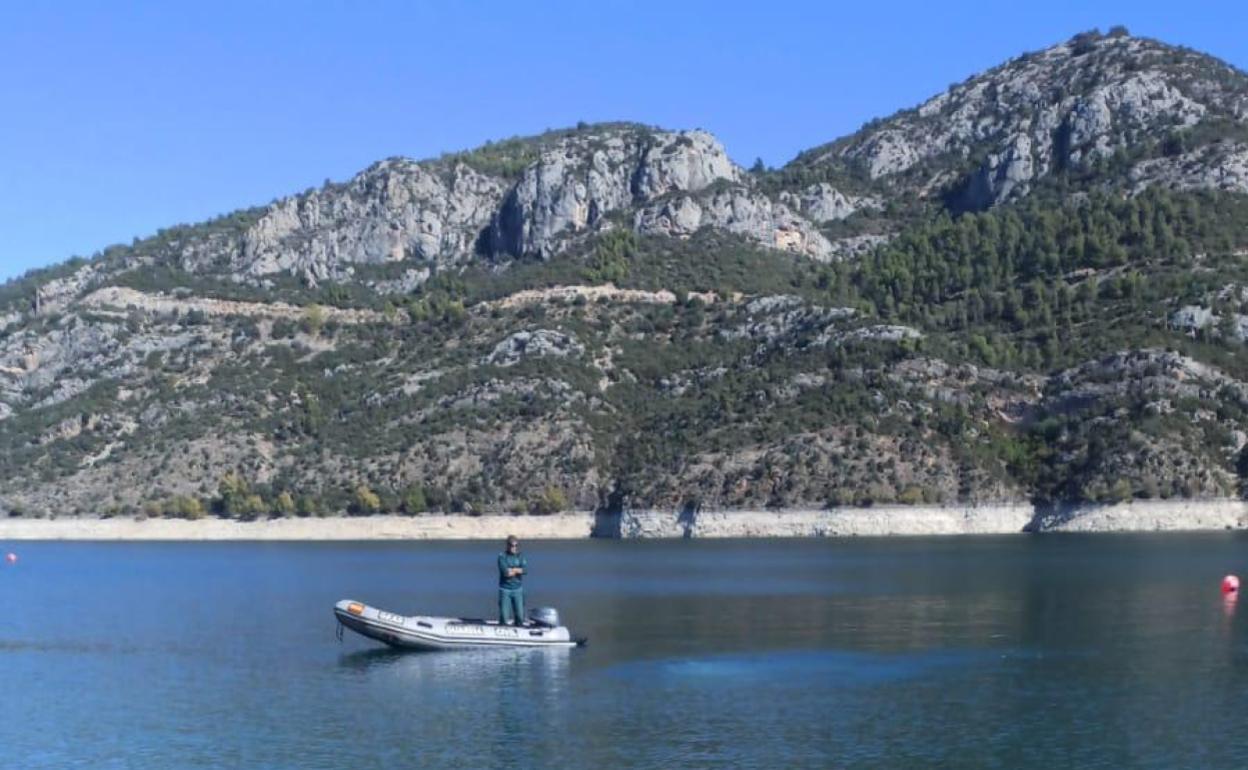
[3,29,1248,518]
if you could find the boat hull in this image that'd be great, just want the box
[334,599,585,651]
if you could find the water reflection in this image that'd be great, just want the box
[324,645,578,767]
[337,644,572,695]
[336,646,411,671]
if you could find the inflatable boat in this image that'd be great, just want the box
[333,599,586,651]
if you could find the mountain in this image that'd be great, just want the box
[3,28,1248,519]
[781,27,1248,207]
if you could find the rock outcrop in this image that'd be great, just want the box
[778,183,880,223]
[235,160,506,283]
[797,30,1248,208]
[636,186,833,260]
[485,329,585,366]
[1131,143,1248,194]
[490,128,740,258]
[172,126,777,281]
[34,263,108,316]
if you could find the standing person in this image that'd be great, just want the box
[497,535,527,626]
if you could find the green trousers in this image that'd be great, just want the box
[499,588,525,625]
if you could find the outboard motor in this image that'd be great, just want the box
[529,607,560,628]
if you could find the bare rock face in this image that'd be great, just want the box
[490,129,740,258]
[955,134,1037,210]
[485,329,585,367]
[237,160,506,282]
[1051,349,1244,404]
[635,186,833,261]
[368,267,432,295]
[0,312,19,337]
[778,183,880,223]
[826,233,892,260]
[847,129,925,179]
[1131,143,1248,194]
[0,322,123,410]
[1171,305,1216,332]
[34,264,107,316]
[1170,303,1248,342]
[0,314,213,414]
[633,130,741,197]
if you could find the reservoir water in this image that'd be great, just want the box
[3,535,1248,768]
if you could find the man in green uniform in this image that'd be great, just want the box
[497,535,527,625]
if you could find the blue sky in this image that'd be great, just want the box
[1,0,1245,281]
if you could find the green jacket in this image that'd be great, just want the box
[498,553,527,590]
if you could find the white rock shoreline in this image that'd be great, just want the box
[1,500,1246,541]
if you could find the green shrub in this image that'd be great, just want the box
[530,486,568,515]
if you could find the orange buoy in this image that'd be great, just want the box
[1222,575,1240,594]
[4,553,15,564]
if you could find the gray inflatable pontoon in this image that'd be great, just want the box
[334,599,586,651]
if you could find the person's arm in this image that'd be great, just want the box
[499,554,524,578]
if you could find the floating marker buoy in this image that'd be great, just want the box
[4,553,15,564]
[1222,575,1239,594]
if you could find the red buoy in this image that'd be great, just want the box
[1222,575,1240,594]
[4,553,15,564]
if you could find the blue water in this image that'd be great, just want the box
[3,535,1248,768]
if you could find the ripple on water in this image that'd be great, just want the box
[601,647,1023,690]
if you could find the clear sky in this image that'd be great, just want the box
[1,0,1245,281]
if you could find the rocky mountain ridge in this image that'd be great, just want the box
[787,28,1248,208]
[3,29,1248,519]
